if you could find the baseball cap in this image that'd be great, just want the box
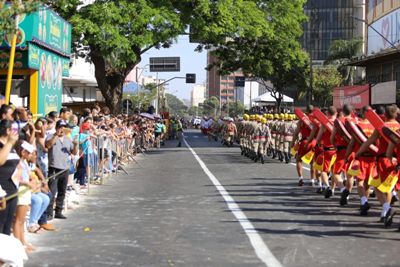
[56,120,68,128]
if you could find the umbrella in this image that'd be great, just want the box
[139,113,155,120]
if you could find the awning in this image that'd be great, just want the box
[252,92,294,103]
[348,48,400,67]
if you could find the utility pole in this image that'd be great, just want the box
[308,6,319,106]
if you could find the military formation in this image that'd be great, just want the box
[200,103,400,231]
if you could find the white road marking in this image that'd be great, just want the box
[290,162,310,171]
[193,136,199,138]
[184,138,283,267]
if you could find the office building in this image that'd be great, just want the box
[302,0,365,64]
[191,84,206,107]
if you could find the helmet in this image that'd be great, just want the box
[280,113,285,120]
[261,118,267,124]
[255,115,261,122]
[250,115,255,121]
[263,114,268,118]
[268,114,273,120]
[243,114,249,121]
[274,114,279,119]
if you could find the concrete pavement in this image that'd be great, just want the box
[27,130,400,267]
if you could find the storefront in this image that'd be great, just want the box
[0,6,71,115]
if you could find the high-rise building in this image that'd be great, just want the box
[206,52,244,104]
[302,0,365,64]
[191,84,206,107]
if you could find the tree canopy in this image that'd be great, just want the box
[165,93,187,116]
[324,38,363,85]
[44,0,272,114]
[207,0,309,111]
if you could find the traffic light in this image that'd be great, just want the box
[186,73,196,83]
[234,76,245,87]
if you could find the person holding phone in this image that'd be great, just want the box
[45,120,78,220]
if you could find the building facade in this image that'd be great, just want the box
[302,0,365,63]
[191,84,206,107]
[206,52,245,104]
[350,0,400,105]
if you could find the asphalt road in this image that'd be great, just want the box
[27,130,400,267]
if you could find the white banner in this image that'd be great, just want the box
[371,81,396,105]
[367,9,400,56]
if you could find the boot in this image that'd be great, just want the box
[260,153,265,164]
[284,152,290,164]
[254,152,259,162]
[278,151,284,162]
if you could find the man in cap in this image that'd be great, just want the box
[45,120,78,220]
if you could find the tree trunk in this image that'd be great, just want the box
[90,51,130,114]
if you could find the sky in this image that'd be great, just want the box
[139,35,207,101]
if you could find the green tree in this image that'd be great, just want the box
[48,0,269,114]
[206,0,309,111]
[226,101,245,117]
[0,1,40,34]
[165,93,187,116]
[312,66,342,107]
[324,38,363,85]
[202,96,220,117]
[125,83,157,112]
[187,106,203,117]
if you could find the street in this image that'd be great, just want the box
[27,130,400,267]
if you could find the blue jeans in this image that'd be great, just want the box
[38,191,52,225]
[29,192,50,226]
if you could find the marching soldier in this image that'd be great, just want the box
[282,114,297,163]
[257,117,271,164]
[276,113,286,162]
[270,114,279,158]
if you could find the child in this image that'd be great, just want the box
[13,141,40,253]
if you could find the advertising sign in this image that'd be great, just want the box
[0,5,72,56]
[0,50,28,69]
[333,85,370,109]
[28,43,70,115]
[371,81,396,104]
[367,9,400,56]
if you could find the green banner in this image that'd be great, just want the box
[28,43,70,115]
[0,5,72,56]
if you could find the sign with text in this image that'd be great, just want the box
[333,85,370,109]
[0,5,72,56]
[149,57,180,72]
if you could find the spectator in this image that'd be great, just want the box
[59,107,72,123]
[0,120,19,235]
[27,151,50,233]
[79,122,96,181]
[45,120,78,220]
[0,105,13,121]
[13,141,39,253]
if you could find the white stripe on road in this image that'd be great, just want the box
[184,138,283,267]
[290,162,310,171]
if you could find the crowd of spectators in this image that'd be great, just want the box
[0,103,160,264]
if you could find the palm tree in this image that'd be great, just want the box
[324,38,363,86]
